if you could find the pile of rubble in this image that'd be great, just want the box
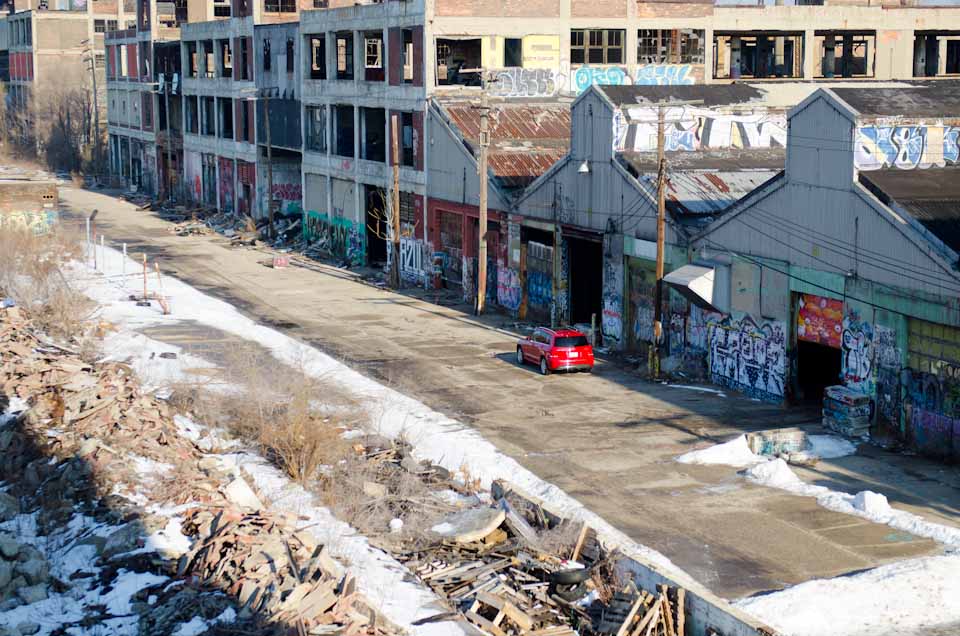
[0,304,396,635]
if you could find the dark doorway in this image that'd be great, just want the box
[567,236,603,326]
[364,185,388,265]
[504,38,522,67]
[796,339,842,404]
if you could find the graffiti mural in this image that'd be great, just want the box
[841,315,875,395]
[873,325,902,428]
[184,151,202,203]
[629,265,655,345]
[855,124,960,171]
[901,366,960,459]
[399,237,426,285]
[573,66,631,94]
[0,210,58,234]
[614,107,787,153]
[708,315,787,402]
[304,211,365,267]
[218,158,235,214]
[797,293,843,348]
[490,68,564,98]
[601,241,624,346]
[497,267,521,312]
[634,64,694,86]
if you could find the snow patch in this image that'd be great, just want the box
[676,435,763,468]
[806,434,858,459]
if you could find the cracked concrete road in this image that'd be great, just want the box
[62,186,960,601]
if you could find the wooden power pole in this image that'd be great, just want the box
[476,84,490,315]
[391,113,401,289]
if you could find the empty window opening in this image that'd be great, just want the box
[361,107,385,162]
[264,0,295,11]
[286,38,295,73]
[713,33,804,79]
[219,98,233,139]
[309,35,326,79]
[185,96,199,134]
[240,38,250,80]
[571,29,624,65]
[213,0,230,16]
[201,96,215,136]
[186,41,198,77]
[365,32,383,81]
[202,40,215,78]
[263,39,271,71]
[637,29,704,64]
[816,32,875,78]
[220,39,232,77]
[333,105,355,158]
[305,106,327,153]
[436,38,480,86]
[504,38,522,68]
[336,32,354,80]
[401,112,414,167]
[402,29,414,83]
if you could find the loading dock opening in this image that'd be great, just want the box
[566,235,603,327]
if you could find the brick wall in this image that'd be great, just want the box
[0,182,57,214]
[435,0,560,18]
[572,0,626,18]
[635,1,713,18]
[388,28,402,86]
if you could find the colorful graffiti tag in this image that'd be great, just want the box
[304,211,365,267]
[901,365,960,459]
[873,325,902,428]
[708,315,787,402]
[615,107,787,153]
[573,66,631,94]
[634,64,694,86]
[841,314,875,395]
[797,293,843,348]
[218,159,235,214]
[491,68,564,98]
[601,245,624,345]
[0,210,58,234]
[399,237,426,285]
[497,267,521,312]
[855,125,960,171]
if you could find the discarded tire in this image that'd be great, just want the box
[548,567,592,585]
[550,581,589,602]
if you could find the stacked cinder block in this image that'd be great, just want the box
[823,385,872,438]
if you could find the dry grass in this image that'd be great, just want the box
[0,226,92,339]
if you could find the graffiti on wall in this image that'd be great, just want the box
[601,241,624,345]
[841,314,875,395]
[497,268,521,312]
[855,125,960,171]
[708,315,787,402]
[490,68,564,98]
[399,237,426,285]
[797,294,843,348]
[634,64,694,86]
[218,159,235,214]
[874,325,902,427]
[614,107,787,153]
[304,211,365,267]
[629,265,655,345]
[0,210,58,234]
[901,365,960,458]
[184,151,202,203]
[573,66,631,94]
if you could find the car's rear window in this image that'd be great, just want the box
[554,336,589,348]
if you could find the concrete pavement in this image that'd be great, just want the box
[62,186,960,600]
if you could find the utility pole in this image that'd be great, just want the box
[476,78,490,315]
[263,89,275,238]
[390,113,401,289]
[162,61,174,201]
[649,99,702,379]
[81,41,102,175]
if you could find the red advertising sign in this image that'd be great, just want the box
[797,294,843,348]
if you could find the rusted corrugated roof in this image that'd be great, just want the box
[440,102,570,188]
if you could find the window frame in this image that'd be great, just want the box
[570,28,625,65]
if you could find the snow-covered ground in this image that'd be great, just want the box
[72,245,960,636]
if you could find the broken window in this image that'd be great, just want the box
[213,0,230,16]
[504,38,522,67]
[365,36,382,68]
[713,33,804,79]
[305,106,327,153]
[94,19,106,33]
[309,35,326,80]
[286,38,295,73]
[336,32,354,80]
[403,29,414,83]
[361,107,385,162]
[219,97,233,139]
[637,29,704,64]
[815,32,875,78]
[399,191,417,235]
[571,29,624,65]
[913,32,960,77]
[218,40,231,77]
[333,104,354,158]
[186,41,198,77]
[401,112,414,167]
[202,40,215,78]
[436,38,480,86]
[263,39,271,71]
[264,0,295,11]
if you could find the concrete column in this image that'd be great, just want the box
[802,29,816,80]
[704,27,714,84]
[939,37,948,76]
[354,29,364,81]
[823,34,835,78]
[353,104,359,162]
[730,36,741,79]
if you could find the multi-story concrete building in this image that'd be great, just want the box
[299,1,425,268]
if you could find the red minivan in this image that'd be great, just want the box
[516,327,595,375]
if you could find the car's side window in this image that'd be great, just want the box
[535,330,548,345]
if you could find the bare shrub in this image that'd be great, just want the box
[0,226,92,339]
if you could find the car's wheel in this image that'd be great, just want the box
[516,346,525,366]
[539,357,550,376]
[583,366,593,373]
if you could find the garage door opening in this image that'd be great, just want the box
[567,236,603,326]
[795,292,844,403]
[796,340,841,403]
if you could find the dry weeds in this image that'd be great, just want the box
[0,226,92,339]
